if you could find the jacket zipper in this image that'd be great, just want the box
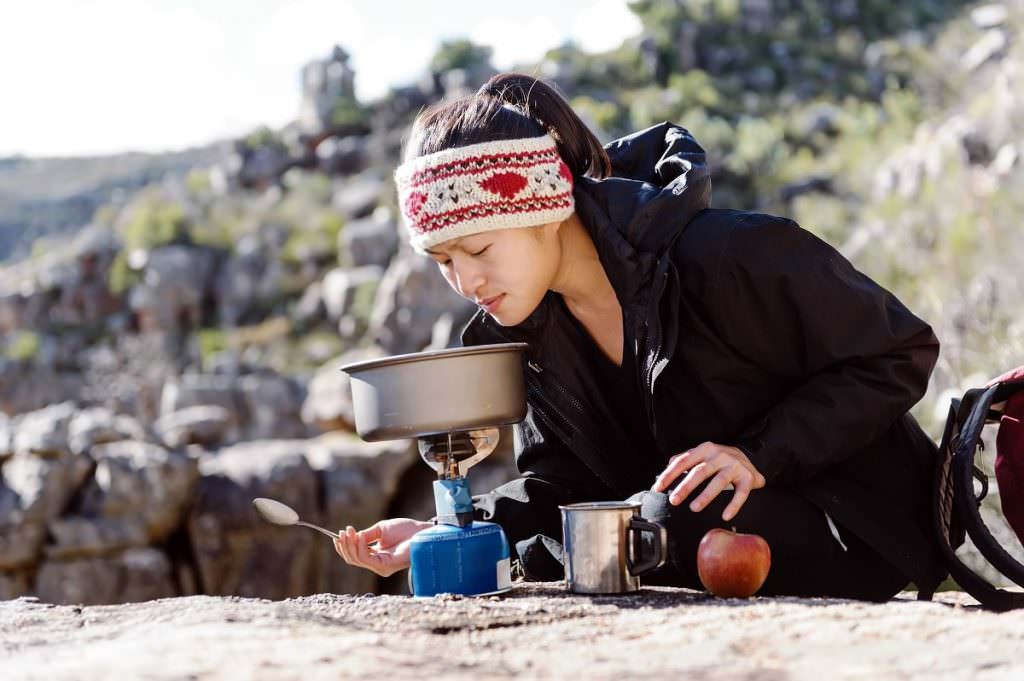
[534,362,587,415]
[637,267,671,440]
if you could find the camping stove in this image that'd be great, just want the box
[339,342,528,598]
[407,427,511,597]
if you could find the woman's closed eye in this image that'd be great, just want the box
[435,245,489,266]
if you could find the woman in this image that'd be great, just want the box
[334,72,947,601]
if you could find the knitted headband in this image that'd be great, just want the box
[394,133,575,253]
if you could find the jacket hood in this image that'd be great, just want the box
[573,120,711,304]
[583,120,711,247]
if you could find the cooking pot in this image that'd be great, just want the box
[339,342,530,441]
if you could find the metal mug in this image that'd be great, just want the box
[559,501,668,594]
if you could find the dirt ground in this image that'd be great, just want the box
[2,582,1023,680]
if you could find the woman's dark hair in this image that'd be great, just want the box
[403,72,611,179]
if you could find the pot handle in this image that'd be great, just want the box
[627,518,667,576]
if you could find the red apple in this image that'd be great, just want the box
[696,527,771,598]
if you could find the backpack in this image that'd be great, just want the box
[930,365,1024,611]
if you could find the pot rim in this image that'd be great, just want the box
[339,342,530,374]
[559,501,642,511]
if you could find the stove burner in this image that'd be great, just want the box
[417,428,499,478]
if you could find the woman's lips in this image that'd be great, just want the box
[482,294,504,313]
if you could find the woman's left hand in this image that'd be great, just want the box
[651,441,767,522]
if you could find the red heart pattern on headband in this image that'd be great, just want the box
[479,172,528,200]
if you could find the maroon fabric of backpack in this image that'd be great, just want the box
[929,364,1024,611]
[993,367,1024,543]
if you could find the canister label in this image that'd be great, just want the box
[496,557,511,590]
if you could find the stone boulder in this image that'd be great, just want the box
[237,372,308,440]
[0,520,44,572]
[129,245,217,332]
[0,569,29,599]
[971,4,1009,29]
[337,207,398,269]
[0,448,93,570]
[67,407,150,455]
[215,233,286,326]
[43,516,149,560]
[305,432,417,595]
[300,345,385,433]
[963,28,1009,72]
[232,138,291,190]
[316,135,368,176]
[332,171,385,220]
[368,252,476,356]
[75,441,199,544]
[297,45,356,134]
[35,547,175,605]
[186,440,321,599]
[160,374,243,442]
[293,280,326,327]
[321,265,383,324]
[0,363,84,418]
[12,402,77,457]
[0,413,11,461]
[154,405,233,449]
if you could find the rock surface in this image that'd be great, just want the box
[1,583,1022,680]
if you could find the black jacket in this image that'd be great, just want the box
[463,121,946,594]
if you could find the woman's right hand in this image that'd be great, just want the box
[333,517,433,577]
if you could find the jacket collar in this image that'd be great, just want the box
[461,120,711,345]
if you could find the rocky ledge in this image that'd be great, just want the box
[2,582,1023,680]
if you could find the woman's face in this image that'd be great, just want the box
[425,221,563,326]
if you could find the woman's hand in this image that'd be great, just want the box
[651,442,767,522]
[333,518,433,578]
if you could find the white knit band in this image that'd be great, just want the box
[394,133,575,253]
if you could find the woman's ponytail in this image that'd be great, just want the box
[476,73,611,179]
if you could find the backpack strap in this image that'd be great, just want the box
[926,402,964,603]
[936,384,1024,611]
[957,384,1024,586]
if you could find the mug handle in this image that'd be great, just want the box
[627,518,668,576]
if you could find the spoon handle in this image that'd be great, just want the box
[296,521,341,540]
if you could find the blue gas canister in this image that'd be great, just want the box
[408,521,512,597]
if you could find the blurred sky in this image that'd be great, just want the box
[1,0,641,158]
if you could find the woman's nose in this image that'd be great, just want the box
[452,260,485,299]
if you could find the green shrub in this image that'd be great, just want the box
[197,327,229,365]
[430,40,493,73]
[570,96,623,135]
[108,251,138,295]
[5,330,40,361]
[186,169,212,197]
[350,279,380,322]
[330,99,370,127]
[243,126,280,150]
[792,193,851,245]
[120,195,189,252]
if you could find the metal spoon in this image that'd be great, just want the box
[252,497,341,540]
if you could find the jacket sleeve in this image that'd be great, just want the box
[706,214,940,486]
